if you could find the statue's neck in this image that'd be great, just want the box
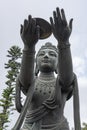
[38,72,55,81]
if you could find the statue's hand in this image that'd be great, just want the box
[20,15,40,48]
[50,7,73,44]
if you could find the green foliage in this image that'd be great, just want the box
[82,123,87,130]
[0,46,22,130]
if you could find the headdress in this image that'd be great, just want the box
[37,42,58,56]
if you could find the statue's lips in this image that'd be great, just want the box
[42,59,50,63]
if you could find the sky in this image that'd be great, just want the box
[0,0,87,129]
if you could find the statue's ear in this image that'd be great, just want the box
[55,68,58,74]
[55,63,58,74]
[35,62,39,76]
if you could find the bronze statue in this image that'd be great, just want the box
[12,7,81,130]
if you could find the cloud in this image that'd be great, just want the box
[84,49,87,59]
[78,76,87,88]
[73,56,86,77]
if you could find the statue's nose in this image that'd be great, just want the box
[44,53,49,58]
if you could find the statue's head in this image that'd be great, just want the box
[35,42,58,76]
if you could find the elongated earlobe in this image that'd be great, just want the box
[35,63,39,76]
[55,68,58,74]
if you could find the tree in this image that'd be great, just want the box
[0,46,22,130]
[82,123,87,130]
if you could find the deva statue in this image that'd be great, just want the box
[12,7,81,130]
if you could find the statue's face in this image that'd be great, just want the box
[36,48,58,73]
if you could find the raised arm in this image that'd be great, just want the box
[18,15,40,93]
[50,7,74,87]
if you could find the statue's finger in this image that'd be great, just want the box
[50,17,53,27]
[56,7,61,22]
[61,9,67,25]
[50,17,55,32]
[28,15,32,31]
[20,24,23,34]
[28,15,32,23]
[23,19,28,33]
[53,11,57,24]
[31,18,36,34]
[69,18,73,31]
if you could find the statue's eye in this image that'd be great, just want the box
[49,51,57,57]
[38,52,45,56]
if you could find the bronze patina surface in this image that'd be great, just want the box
[12,7,81,130]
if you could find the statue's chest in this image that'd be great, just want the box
[32,79,56,105]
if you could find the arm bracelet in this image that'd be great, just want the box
[58,42,70,50]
